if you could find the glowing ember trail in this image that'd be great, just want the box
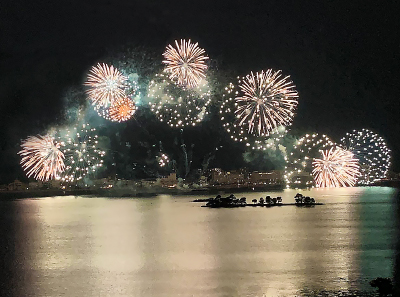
[18,135,65,181]
[312,147,360,188]
[162,39,208,88]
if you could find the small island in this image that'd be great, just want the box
[198,193,323,208]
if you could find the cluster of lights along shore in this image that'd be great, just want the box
[18,39,392,187]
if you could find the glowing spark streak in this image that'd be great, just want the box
[163,39,208,88]
[18,135,65,181]
[312,147,360,187]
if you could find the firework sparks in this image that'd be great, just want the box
[340,129,391,185]
[148,73,211,128]
[158,153,170,167]
[93,76,139,121]
[312,147,360,187]
[59,124,105,183]
[109,97,136,122]
[234,70,299,136]
[220,84,288,148]
[162,39,208,88]
[284,133,336,188]
[84,63,127,108]
[18,135,65,181]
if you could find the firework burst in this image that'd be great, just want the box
[59,124,105,183]
[234,70,299,136]
[220,88,290,150]
[162,39,208,88]
[84,63,127,108]
[18,135,65,181]
[108,97,136,122]
[340,129,391,185]
[284,133,336,188]
[157,153,170,167]
[312,147,360,187]
[148,73,211,128]
[91,72,140,121]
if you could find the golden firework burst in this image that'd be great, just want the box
[109,97,136,122]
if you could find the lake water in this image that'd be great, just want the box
[0,187,399,297]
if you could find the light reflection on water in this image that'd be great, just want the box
[0,187,397,296]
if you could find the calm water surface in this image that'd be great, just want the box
[0,187,399,297]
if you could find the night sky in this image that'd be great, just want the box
[1,0,399,184]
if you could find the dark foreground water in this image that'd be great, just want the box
[0,187,399,297]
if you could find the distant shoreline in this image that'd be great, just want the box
[0,182,398,199]
[0,184,286,199]
[0,189,96,199]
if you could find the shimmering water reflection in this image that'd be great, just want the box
[0,187,398,296]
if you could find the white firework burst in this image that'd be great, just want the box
[18,135,65,181]
[312,147,360,188]
[235,70,299,136]
[162,39,208,88]
[84,63,127,108]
